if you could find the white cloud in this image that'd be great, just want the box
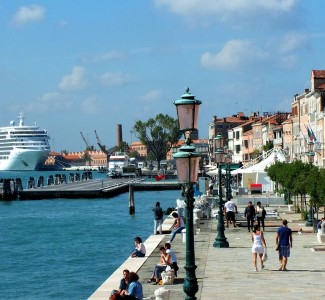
[100,72,134,86]
[137,90,162,103]
[155,0,297,16]
[82,51,126,63]
[201,39,269,70]
[80,97,99,114]
[278,32,308,54]
[24,92,73,113]
[59,66,87,90]
[11,5,46,26]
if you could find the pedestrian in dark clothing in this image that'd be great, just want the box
[244,201,256,232]
[276,219,292,271]
[153,201,164,234]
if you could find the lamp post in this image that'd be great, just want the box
[173,87,201,300]
[306,141,315,227]
[213,133,229,248]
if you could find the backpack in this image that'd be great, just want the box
[262,208,266,218]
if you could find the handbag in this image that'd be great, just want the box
[162,269,175,285]
[275,243,280,251]
[262,250,268,262]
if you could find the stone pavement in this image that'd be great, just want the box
[137,210,325,300]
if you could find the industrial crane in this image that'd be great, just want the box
[94,130,115,169]
[80,131,94,151]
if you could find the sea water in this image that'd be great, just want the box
[0,171,181,300]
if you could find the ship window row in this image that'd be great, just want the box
[0,140,48,144]
[9,130,47,134]
[9,135,48,138]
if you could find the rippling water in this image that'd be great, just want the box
[0,171,180,300]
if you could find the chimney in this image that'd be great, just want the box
[116,124,122,146]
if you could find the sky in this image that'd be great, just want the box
[1,0,325,152]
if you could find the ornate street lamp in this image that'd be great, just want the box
[213,135,229,248]
[173,87,201,300]
[306,141,315,227]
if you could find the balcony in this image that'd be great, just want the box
[273,137,283,145]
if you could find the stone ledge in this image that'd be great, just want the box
[88,234,165,300]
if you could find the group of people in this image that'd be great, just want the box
[244,200,267,232]
[251,219,293,272]
[109,270,143,300]
[147,242,178,285]
[223,197,293,272]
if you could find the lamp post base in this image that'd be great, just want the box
[305,207,314,227]
[214,237,229,248]
[213,210,229,248]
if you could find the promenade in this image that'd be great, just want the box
[90,208,325,300]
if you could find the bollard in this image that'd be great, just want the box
[154,287,170,300]
[182,229,186,243]
[194,217,200,229]
[193,208,202,220]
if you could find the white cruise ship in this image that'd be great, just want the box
[0,112,50,171]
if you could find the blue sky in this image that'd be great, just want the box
[1,0,324,152]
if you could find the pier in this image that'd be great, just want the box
[17,177,180,200]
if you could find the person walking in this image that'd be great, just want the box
[244,201,256,232]
[251,224,267,271]
[316,217,325,233]
[153,201,164,234]
[276,219,293,271]
[224,196,238,228]
[256,201,266,231]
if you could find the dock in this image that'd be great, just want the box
[17,178,180,200]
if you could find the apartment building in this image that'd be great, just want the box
[290,70,325,166]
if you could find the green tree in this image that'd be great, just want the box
[133,114,182,170]
[81,151,92,166]
[263,141,273,152]
[115,141,129,153]
[129,150,140,159]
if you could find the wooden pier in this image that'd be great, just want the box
[17,178,180,200]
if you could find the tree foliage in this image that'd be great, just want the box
[267,160,325,218]
[115,141,129,153]
[133,114,182,169]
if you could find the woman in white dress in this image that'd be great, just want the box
[251,224,267,271]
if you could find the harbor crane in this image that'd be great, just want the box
[94,130,115,169]
[80,131,94,151]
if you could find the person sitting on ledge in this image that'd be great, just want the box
[147,246,171,285]
[130,237,146,258]
[164,242,179,276]
[117,269,130,295]
[167,212,185,243]
[123,272,143,300]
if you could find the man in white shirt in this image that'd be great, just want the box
[224,197,238,228]
[164,242,179,276]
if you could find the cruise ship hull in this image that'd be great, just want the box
[0,148,50,171]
